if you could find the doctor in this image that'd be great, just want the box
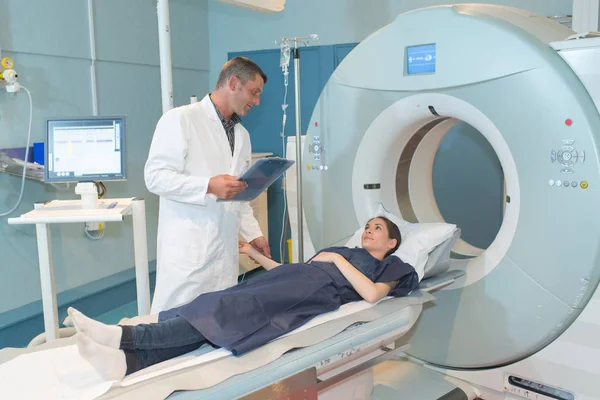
[145,57,271,313]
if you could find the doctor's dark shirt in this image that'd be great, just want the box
[209,94,240,155]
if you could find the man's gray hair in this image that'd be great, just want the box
[215,57,268,88]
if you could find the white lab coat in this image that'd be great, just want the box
[145,95,263,313]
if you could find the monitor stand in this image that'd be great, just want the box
[74,182,99,209]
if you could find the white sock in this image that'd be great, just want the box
[76,333,127,381]
[68,307,122,349]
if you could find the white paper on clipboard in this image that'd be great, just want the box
[217,157,295,202]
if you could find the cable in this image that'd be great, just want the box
[84,225,104,240]
[0,86,33,217]
[280,185,289,262]
[279,130,290,262]
[279,47,291,262]
[94,181,107,199]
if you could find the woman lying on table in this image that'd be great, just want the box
[69,216,419,380]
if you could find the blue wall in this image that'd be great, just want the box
[0,0,209,347]
[433,123,505,249]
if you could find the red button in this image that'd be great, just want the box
[565,119,573,126]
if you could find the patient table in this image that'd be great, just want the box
[0,270,464,400]
[0,227,461,400]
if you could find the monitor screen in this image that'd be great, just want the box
[406,43,436,75]
[45,116,126,183]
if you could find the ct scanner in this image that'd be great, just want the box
[299,3,600,399]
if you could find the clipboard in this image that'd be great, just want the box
[218,157,295,202]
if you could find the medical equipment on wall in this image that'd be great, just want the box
[1,56,20,93]
[44,116,126,238]
[0,56,34,218]
[275,33,318,262]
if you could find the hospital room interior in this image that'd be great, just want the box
[1,0,600,399]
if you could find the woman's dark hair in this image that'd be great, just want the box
[368,216,402,258]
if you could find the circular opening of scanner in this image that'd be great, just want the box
[353,93,520,288]
[395,118,505,257]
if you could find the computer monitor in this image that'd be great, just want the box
[45,116,126,183]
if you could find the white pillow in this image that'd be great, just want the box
[345,204,456,281]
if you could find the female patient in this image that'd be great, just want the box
[68,216,418,380]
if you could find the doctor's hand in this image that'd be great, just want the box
[208,174,248,199]
[250,236,271,258]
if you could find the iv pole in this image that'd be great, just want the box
[278,34,318,263]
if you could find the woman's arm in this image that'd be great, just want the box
[239,242,282,271]
[311,252,396,303]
